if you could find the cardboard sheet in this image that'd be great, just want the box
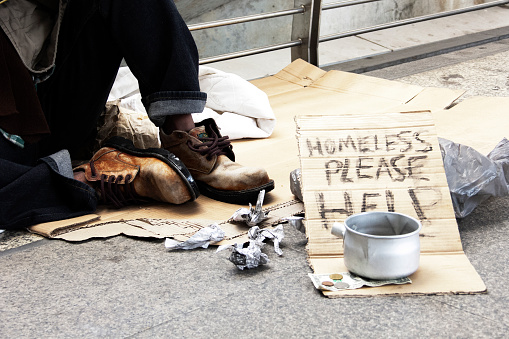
[296,113,485,297]
[30,200,304,244]
[27,60,501,297]
[432,96,509,155]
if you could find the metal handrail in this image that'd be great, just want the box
[189,6,305,31]
[200,40,302,64]
[189,0,376,32]
[320,0,509,42]
[195,0,509,66]
[322,0,380,10]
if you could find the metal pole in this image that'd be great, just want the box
[199,40,302,65]
[189,7,305,31]
[322,0,380,11]
[291,0,322,65]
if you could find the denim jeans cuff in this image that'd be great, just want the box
[39,149,98,201]
[40,150,74,179]
[143,91,207,127]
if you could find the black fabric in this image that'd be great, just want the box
[37,0,202,159]
[0,137,97,230]
[0,29,50,144]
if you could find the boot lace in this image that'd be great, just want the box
[89,160,139,208]
[187,129,232,161]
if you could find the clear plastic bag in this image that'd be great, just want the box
[438,138,509,218]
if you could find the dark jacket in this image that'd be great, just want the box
[0,0,59,142]
[0,0,65,80]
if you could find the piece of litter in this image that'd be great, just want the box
[230,190,268,226]
[249,225,285,256]
[308,272,412,292]
[289,168,303,201]
[217,225,285,270]
[440,137,509,218]
[222,242,270,270]
[165,223,225,250]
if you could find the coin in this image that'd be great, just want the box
[329,273,343,280]
[322,281,334,286]
[334,281,350,289]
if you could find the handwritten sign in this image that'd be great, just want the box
[296,113,461,257]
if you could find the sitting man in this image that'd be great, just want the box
[0,0,274,230]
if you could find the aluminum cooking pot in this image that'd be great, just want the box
[331,211,422,280]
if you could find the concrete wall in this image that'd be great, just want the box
[175,0,293,58]
[174,0,492,59]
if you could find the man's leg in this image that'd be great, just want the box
[37,0,207,158]
[0,21,98,230]
[100,0,274,204]
[0,137,97,230]
[39,0,273,204]
[98,0,207,128]
[0,0,210,230]
[36,0,124,159]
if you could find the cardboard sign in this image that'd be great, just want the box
[297,113,486,297]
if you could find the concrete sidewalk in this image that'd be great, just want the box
[2,16,509,339]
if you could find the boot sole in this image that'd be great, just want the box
[197,179,275,205]
[103,136,200,201]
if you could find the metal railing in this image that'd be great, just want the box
[194,0,509,66]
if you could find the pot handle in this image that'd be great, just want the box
[331,222,346,239]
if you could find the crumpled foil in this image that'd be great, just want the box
[249,225,285,256]
[230,190,268,226]
[224,242,270,270]
[290,168,303,201]
[217,224,285,270]
[165,223,225,250]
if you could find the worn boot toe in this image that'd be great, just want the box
[74,136,199,207]
[160,118,274,204]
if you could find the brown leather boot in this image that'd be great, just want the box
[74,136,199,207]
[160,118,274,204]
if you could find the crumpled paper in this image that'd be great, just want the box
[165,223,225,250]
[230,190,268,226]
[222,242,270,270]
[96,98,160,151]
[217,225,285,270]
[248,225,285,256]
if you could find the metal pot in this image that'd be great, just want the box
[331,211,422,280]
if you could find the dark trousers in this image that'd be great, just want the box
[0,0,204,229]
[0,137,98,230]
[38,0,204,158]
